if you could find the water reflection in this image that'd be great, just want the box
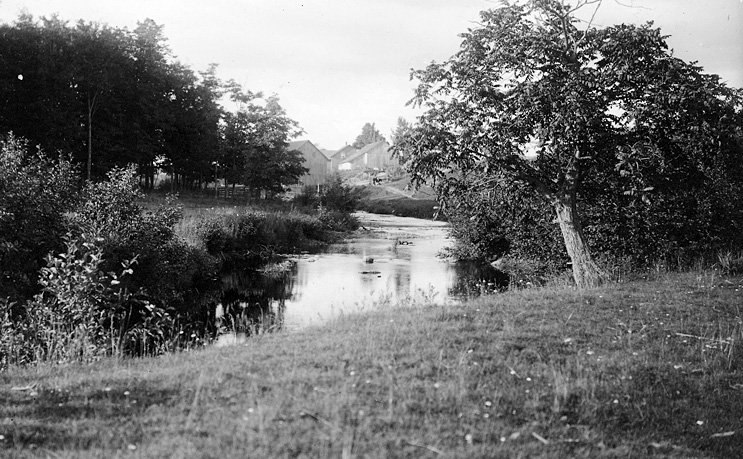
[215,213,507,339]
[216,268,294,336]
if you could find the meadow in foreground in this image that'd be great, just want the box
[1,271,741,458]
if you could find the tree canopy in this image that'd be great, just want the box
[220,85,305,197]
[352,122,386,149]
[396,0,743,287]
[0,14,305,193]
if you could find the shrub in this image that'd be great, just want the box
[0,234,173,367]
[293,184,319,207]
[69,166,218,344]
[318,207,360,232]
[319,174,360,212]
[0,133,78,302]
[195,210,332,262]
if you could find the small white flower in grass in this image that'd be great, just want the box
[485,401,492,407]
[349,371,355,376]
[433,382,440,389]
[247,408,254,413]
[124,391,130,396]
[613,399,619,404]
[586,351,594,355]
[509,369,516,375]
[697,420,704,426]
[104,387,111,392]
[500,436,506,442]
[465,434,473,444]
[111,279,120,285]
[127,444,136,451]
[483,413,490,419]
[467,349,473,353]
[526,377,532,382]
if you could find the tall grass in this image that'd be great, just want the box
[2,271,741,458]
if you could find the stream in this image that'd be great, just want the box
[215,212,507,344]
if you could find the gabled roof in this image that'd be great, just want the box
[288,140,311,150]
[288,140,331,162]
[341,140,389,164]
[331,145,356,159]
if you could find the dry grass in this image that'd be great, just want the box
[1,271,742,458]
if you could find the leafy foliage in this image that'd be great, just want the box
[0,134,78,302]
[71,165,217,331]
[220,89,306,196]
[0,15,222,186]
[397,1,743,284]
[352,122,386,149]
[319,174,361,213]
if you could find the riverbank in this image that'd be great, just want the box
[2,271,741,458]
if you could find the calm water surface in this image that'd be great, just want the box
[216,212,505,340]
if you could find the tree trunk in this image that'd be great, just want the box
[554,197,606,288]
[87,91,96,182]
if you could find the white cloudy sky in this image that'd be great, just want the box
[1,0,741,149]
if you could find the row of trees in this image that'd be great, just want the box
[0,14,306,194]
[396,0,743,287]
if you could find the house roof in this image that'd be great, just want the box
[288,140,310,150]
[341,140,388,164]
[288,140,331,161]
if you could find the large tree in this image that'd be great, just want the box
[352,122,385,149]
[0,15,224,185]
[221,87,305,198]
[397,0,743,288]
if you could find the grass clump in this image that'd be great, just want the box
[1,271,741,458]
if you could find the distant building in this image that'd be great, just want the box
[330,145,357,171]
[338,140,397,171]
[288,140,331,187]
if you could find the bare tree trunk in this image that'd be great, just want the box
[554,197,606,288]
[87,91,97,181]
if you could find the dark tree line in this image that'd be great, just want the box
[0,14,305,192]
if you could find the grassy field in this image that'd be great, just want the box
[2,270,742,458]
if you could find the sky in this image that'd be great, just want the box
[1,0,741,150]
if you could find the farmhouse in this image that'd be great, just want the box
[338,140,397,171]
[329,145,356,171]
[288,140,331,187]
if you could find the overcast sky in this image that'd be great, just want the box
[1,0,741,149]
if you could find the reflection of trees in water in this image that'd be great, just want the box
[449,262,509,298]
[217,266,296,336]
[390,265,411,298]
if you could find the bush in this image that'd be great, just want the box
[319,174,360,212]
[0,134,78,302]
[0,234,172,367]
[195,210,331,262]
[293,184,319,207]
[69,166,218,346]
[318,207,360,232]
